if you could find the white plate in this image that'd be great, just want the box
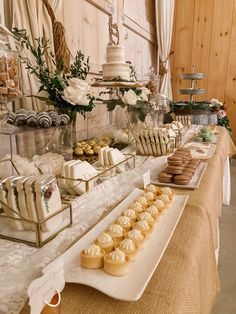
[43,189,188,301]
[151,162,207,190]
[183,142,216,159]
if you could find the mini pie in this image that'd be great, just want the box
[118,239,137,261]
[136,196,149,208]
[146,205,160,219]
[126,229,145,249]
[123,208,137,221]
[103,248,129,276]
[157,194,170,205]
[95,232,114,253]
[153,199,166,212]
[117,216,132,232]
[160,187,174,200]
[129,201,144,214]
[143,191,155,202]
[145,184,159,195]
[133,220,153,238]
[80,244,105,269]
[106,224,124,242]
[139,212,155,224]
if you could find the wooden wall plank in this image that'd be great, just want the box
[170,0,195,101]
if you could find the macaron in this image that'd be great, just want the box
[168,159,183,166]
[166,165,183,175]
[158,172,173,183]
[173,175,190,185]
[167,156,183,162]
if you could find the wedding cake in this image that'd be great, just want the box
[102,45,131,81]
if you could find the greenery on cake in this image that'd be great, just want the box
[13,28,95,118]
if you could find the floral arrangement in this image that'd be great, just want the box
[12,28,95,118]
[103,86,151,123]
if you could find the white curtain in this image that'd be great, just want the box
[155,0,175,99]
[9,0,62,111]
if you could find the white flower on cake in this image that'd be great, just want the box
[62,78,91,106]
[83,244,101,256]
[122,89,137,105]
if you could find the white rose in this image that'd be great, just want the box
[122,90,137,105]
[62,78,91,106]
[138,92,149,101]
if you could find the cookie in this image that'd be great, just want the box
[166,165,183,175]
[158,172,173,183]
[173,175,190,185]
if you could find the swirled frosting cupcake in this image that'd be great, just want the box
[123,208,137,221]
[130,201,144,214]
[80,244,105,269]
[139,212,155,224]
[134,220,152,237]
[127,229,145,249]
[118,239,137,261]
[106,224,124,241]
[117,216,132,232]
[153,199,165,212]
[104,248,129,276]
[146,205,160,219]
[95,232,114,253]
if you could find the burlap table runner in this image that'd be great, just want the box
[21,127,236,314]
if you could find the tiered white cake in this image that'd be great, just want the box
[102,45,131,80]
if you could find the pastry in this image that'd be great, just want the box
[160,187,174,199]
[145,184,159,194]
[173,175,190,185]
[133,220,153,237]
[118,239,137,261]
[14,111,27,126]
[136,196,149,208]
[26,112,38,127]
[126,229,145,249]
[129,201,144,214]
[166,165,183,175]
[103,248,129,277]
[146,205,160,219]
[106,224,124,242]
[74,147,84,157]
[123,208,137,221]
[153,199,165,212]
[157,194,170,205]
[80,244,105,269]
[95,232,114,253]
[139,212,155,224]
[158,172,173,183]
[143,191,155,202]
[117,216,132,232]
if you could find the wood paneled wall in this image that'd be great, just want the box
[170,0,236,144]
[61,0,157,138]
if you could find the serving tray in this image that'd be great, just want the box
[151,162,207,190]
[183,142,216,159]
[43,189,188,301]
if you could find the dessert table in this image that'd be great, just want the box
[0,127,235,314]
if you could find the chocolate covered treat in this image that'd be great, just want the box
[38,112,52,128]
[26,112,38,127]
[7,112,15,125]
[60,114,70,125]
[14,110,27,126]
[49,112,61,126]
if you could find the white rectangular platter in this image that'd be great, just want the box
[43,189,188,301]
[183,142,216,159]
[151,162,207,190]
